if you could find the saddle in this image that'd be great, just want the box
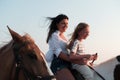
[70,68,85,80]
[70,66,105,80]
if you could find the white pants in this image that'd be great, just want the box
[72,64,94,80]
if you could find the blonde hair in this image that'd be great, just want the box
[68,22,89,49]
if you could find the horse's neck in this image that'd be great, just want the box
[94,57,119,80]
[95,57,119,70]
[0,41,15,80]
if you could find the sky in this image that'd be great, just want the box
[0,0,120,64]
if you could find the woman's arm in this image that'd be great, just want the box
[69,52,93,65]
[69,52,91,61]
[58,51,90,65]
[58,52,70,61]
[71,58,88,65]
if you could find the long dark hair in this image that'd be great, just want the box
[46,14,69,43]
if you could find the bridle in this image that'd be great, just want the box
[13,42,55,80]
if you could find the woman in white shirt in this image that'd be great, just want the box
[45,14,90,80]
[68,22,97,80]
[46,14,75,80]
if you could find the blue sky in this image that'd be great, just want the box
[0,0,120,64]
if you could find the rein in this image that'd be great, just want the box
[13,43,55,80]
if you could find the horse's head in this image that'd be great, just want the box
[7,26,55,80]
[114,55,120,80]
[116,55,120,62]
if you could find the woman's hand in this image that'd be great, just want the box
[89,53,98,66]
[92,53,98,60]
[86,53,98,60]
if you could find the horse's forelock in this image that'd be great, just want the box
[22,34,34,43]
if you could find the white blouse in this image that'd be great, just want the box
[45,31,68,62]
[71,39,85,55]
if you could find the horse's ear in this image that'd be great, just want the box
[7,25,23,42]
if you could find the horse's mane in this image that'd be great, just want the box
[0,40,13,54]
[22,34,45,56]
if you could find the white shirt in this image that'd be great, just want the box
[45,31,68,62]
[71,39,85,55]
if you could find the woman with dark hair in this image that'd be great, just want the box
[45,14,87,80]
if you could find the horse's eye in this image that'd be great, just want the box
[27,52,37,60]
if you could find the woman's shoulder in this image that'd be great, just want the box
[50,31,60,40]
[74,39,79,43]
[52,31,60,38]
[72,39,81,46]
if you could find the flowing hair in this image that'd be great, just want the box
[46,14,69,43]
[68,22,89,49]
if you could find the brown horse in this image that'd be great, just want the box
[0,27,56,80]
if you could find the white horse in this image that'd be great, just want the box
[93,55,120,80]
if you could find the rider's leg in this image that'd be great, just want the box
[55,68,75,80]
[73,64,94,80]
